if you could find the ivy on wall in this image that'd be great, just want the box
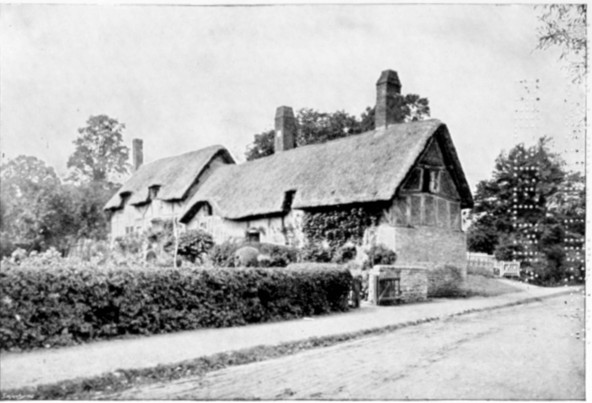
[302,204,385,248]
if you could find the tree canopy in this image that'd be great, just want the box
[67,115,130,183]
[245,94,430,161]
[537,4,587,83]
[1,115,132,257]
[0,156,75,255]
[467,137,585,284]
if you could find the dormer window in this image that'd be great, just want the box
[148,185,161,200]
[246,228,260,243]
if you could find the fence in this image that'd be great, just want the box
[466,252,520,278]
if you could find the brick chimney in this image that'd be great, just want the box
[132,138,143,171]
[274,106,297,152]
[375,69,402,129]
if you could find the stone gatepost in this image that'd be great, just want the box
[367,264,428,305]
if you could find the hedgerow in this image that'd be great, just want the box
[0,262,351,351]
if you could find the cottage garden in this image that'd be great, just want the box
[1,215,420,353]
[1,199,468,354]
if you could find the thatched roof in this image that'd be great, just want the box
[105,145,234,211]
[180,119,473,222]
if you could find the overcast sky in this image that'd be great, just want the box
[0,4,586,190]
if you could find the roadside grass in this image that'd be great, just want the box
[461,274,522,297]
[0,288,561,401]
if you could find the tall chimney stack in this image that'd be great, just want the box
[375,70,402,129]
[274,106,297,153]
[132,138,143,171]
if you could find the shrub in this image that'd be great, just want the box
[209,241,299,268]
[255,243,299,267]
[175,230,214,263]
[0,262,352,351]
[367,244,397,266]
[234,246,260,267]
[113,233,144,255]
[209,240,239,267]
[299,243,334,263]
[427,265,465,298]
[331,244,357,264]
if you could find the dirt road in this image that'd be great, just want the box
[111,292,585,400]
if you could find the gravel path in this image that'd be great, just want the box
[110,292,585,400]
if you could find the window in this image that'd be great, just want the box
[402,168,423,191]
[421,168,441,194]
[429,170,441,193]
[148,185,161,200]
[246,229,260,243]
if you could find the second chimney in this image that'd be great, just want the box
[274,106,297,153]
[375,70,402,129]
[132,138,143,171]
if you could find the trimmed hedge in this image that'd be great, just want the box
[0,263,352,351]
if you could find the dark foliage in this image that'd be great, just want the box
[367,244,397,266]
[466,137,585,285]
[302,205,383,252]
[208,241,299,268]
[246,99,430,161]
[0,262,352,351]
[173,229,214,263]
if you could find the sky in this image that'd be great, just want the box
[0,4,586,191]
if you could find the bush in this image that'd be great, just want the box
[0,261,352,351]
[331,244,357,264]
[299,243,334,263]
[209,241,299,268]
[427,265,465,298]
[255,243,299,267]
[367,244,397,266]
[209,240,240,267]
[175,230,214,263]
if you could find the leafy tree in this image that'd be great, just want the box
[467,137,584,284]
[68,181,118,241]
[537,4,587,83]
[66,115,132,242]
[245,130,275,161]
[0,156,75,255]
[67,115,130,183]
[245,94,430,161]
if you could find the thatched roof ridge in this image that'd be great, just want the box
[180,119,473,222]
[104,145,234,211]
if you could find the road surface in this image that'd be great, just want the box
[109,292,585,400]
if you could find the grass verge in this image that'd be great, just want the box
[0,290,576,400]
[461,274,522,297]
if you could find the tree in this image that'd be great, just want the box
[537,4,587,83]
[466,137,584,284]
[245,94,430,161]
[68,181,118,241]
[0,156,76,255]
[67,115,130,183]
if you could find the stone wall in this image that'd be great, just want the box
[398,265,428,303]
[375,225,467,278]
[368,265,427,305]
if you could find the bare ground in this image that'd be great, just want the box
[108,291,585,400]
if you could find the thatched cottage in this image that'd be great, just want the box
[105,70,473,270]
